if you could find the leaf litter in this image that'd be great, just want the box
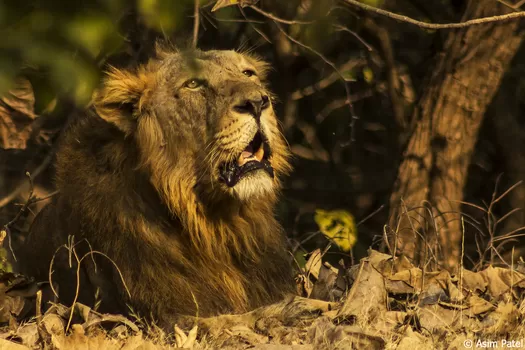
[2,249,525,349]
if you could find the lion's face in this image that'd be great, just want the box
[94,49,290,203]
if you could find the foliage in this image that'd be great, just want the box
[0,0,192,106]
[314,209,357,252]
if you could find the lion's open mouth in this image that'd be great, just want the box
[219,131,274,187]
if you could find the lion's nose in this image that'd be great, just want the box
[234,93,270,120]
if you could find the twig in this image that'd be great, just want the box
[2,172,36,262]
[315,90,374,124]
[0,151,54,209]
[494,180,523,204]
[238,6,271,43]
[291,58,366,101]
[274,21,359,143]
[213,17,264,24]
[249,5,314,24]
[341,0,525,29]
[36,290,42,323]
[356,205,385,227]
[28,190,59,205]
[192,0,200,48]
[4,172,33,228]
[249,4,374,53]
[333,24,373,51]
[497,0,525,11]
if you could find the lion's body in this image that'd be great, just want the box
[20,48,294,328]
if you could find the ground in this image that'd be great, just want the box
[0,249,524,349]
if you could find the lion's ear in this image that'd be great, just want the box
[93,66,152,135]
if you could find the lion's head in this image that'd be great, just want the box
[94,48,291,209]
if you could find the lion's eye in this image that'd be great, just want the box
[242,70,256,77]
[184,79,202,89]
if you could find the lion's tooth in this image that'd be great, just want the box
[241,151,254,159]
[255,145,264,162]
[238,155,247,166]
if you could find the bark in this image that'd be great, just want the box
[388,0,525,270]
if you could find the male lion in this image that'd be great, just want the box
[19,47,295,329]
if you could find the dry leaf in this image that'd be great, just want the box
[0,338,31,350]
[482,301,519,334]
[337,256,387,321]
[478,266,525,299]
[182,325,198,349]
[304,249,322,280]
[396,327,430,350]
[0,78,37,150]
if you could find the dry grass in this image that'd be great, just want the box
[3,192,525,349]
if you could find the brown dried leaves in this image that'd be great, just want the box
[0,78,37,150]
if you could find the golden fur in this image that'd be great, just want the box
[20,47,294,329]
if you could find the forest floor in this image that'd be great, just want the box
[1,249,525,349]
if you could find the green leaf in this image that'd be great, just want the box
[138,0,186,33]
[65,14,117,58]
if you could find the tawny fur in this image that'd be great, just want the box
[19,47,294,329]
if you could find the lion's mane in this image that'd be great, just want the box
[20,47,294,328]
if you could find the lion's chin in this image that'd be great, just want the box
[230,171,276,201]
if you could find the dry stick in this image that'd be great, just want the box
[66,250,132,331]
[192,0,200,49]
[36,290,43,323]
[399,200,441,266]
[333,24,374,52]
[238,6,271,43]
[2,171,35,262]
[497,207,522,226]
[316,97,365,124]
[48,239,131,329]
[342,0,525,29]
[0,152,54,209]
[291,58,366,101]
[273,21,359,143]
[497,0,525,11]
[356,204,385,227]
[249,0,375,56]
[459,217,465,326]
[249,8,373,143]
[3,172,33,229]
[252,5,375,55]
[248,5,314,24]
[29,190,59,204]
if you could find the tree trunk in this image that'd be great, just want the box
[388,0,525,270]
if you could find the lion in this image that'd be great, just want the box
[18,47,297,329]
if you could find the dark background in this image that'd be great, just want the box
[1,0,525,270]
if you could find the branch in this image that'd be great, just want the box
[274,21,359,143]
[363,18,409,129]
[342,0,525,29]
[316,89,374,123]
[238,5,271,43]
[291,58,366,100]
[248,5,314,24]
[333,24,374,51]
[0,151,54,209]
[192,0,200,48]
[497,0,525,11]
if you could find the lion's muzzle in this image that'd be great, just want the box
[233,91,270,122]
[215,83,276,188]
[219,130,274,187]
